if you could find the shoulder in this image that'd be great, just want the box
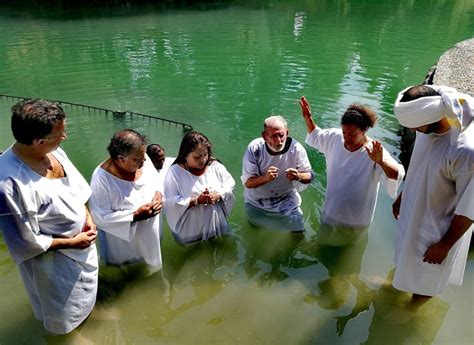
[244,138,265,160]
[246,138,264,150]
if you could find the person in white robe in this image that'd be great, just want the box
[89,129,163,273]
[164,131,235,244]
[242,116,314,232]
[147,143,174,238]
[0,99,98,334]
[299,97,404,244]
[392,85,473,302]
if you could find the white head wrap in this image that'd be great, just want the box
[394,85,473,130]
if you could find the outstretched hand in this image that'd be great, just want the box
[365,140,383,164]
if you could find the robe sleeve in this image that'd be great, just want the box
[290,142,313,192]
[214,162,236,217]
[454,172,474,220]
[377,146,405,199]
[305,127,335,154]
[0,178,52,264]
[241,143,261,185]
[163,166,193,231]
[89,170,137,242]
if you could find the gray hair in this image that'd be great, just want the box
[107,129,148,159]
[263,115,287,131]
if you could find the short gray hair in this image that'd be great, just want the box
[264,115,287,131]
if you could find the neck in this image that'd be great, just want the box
[345,137,367,152]
[108,159,138,181]
[183,162,206,176]
[434,118,452,134]
[12,143,48,163]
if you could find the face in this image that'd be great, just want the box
[342,124,366,150]
[119,146,146,173]
[39,120,67,151]
[414,121,440,134]
[262,126,288,152]
[150,150,165,170]
[185,144,209,170]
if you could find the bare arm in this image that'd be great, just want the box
[392,192,402,219]
[299,96,317,133]
[244,166,279,189]
[423,214,473,264]
[366,140,400,180]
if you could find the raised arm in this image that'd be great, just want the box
[299,96,317,133]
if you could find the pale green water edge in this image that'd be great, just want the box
[0,1,473,344]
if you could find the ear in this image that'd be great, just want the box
[33,138,45,146]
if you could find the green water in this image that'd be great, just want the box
[0,1,473,344]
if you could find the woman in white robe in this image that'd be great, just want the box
[164,131,235,244]
[89,129,163,273]
[300,97,404,244]
[0,99,98,334]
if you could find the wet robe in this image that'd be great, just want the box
[241,137,313,231]
[0,147,98,334]
[393,126,474,295]
[89,156,162,272]
[306,127,404,228]
[164,161,235,244]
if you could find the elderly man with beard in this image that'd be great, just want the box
[242,115,314,232]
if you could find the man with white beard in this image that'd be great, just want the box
[242,115,313,232]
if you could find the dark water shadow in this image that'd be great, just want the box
[141,234,239,337]
[240,226,317,287]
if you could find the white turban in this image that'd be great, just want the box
[394,85,473,130]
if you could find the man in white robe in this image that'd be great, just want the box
[299,97,404,243]
[392,85,474,301]
[242,115,314,232]
[0,99,98,334]
[90,130,163,273]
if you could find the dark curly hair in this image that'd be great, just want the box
[341,103,377,131]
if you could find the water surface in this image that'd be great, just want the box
[0,0,473,344]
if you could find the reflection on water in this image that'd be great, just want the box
[0,0,473,343]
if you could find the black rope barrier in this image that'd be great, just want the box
[0,94,193,133]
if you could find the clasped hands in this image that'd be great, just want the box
[265,166,300,182]
[134,191,163,221]
[195,188,221,206]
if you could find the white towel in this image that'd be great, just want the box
[394,85,473,130]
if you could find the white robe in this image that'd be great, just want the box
[89,156,162,271]
[306,127,404,228]
[164,161,235,244]
[155,156,174,238]
[0,147,98,334]
[241,137,313,227]
[393,126,474,296]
